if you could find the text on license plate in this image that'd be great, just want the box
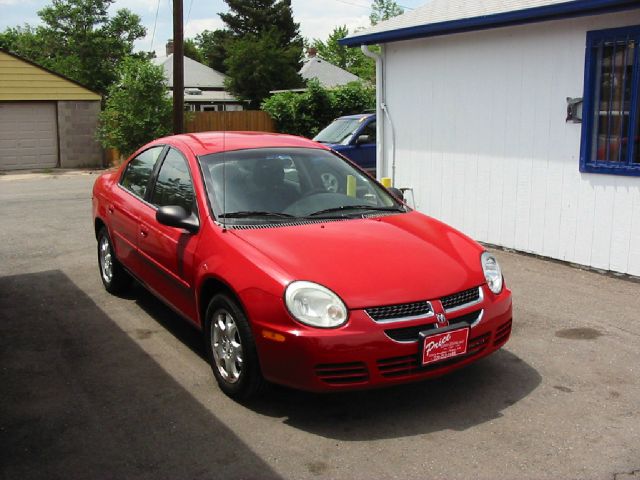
[422,327,469,366]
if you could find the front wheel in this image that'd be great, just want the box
[204,294,265,400]
[97,227,131,294]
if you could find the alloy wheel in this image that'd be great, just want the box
[211,309,244,384]
[99,236,113,284]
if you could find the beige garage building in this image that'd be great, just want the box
[0,48,102,170]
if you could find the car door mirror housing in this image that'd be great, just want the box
[156,205,199,233]
[387,187,404,201]
[354,134,371,146]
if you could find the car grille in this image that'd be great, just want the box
[366,301,433,321]
[441,286,481,310]
[315,362,369,385]
[493,319,512,346]
[384,310,482,343]
[377,332,491,378]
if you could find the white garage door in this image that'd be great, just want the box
[0,103,58,170]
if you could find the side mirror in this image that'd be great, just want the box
[354,134,371,146]
[156,205,199,233]
[388,187,404,202]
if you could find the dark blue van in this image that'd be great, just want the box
[313,113,376,173]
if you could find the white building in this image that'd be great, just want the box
[342,0,640,276]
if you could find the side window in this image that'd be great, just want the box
[362,120,376,143]
[581,26,640,176]
[120,146,164,198]
[150,148,196,214]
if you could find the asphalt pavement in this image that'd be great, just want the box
[0,171,638,480]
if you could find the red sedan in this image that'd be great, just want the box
[92,132,512,399]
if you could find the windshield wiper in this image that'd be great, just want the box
[308,205,404,217]
[218,211,296,219]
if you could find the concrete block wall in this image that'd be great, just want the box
[57,100,103,168]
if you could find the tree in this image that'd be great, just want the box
[310,25,375,82]
[220,0,301,49]
[224,29,302,108]
[0,0,145,95]
[214,0,303,106]
[195,29,231,73]
[370,0,404,25]
[184,39,204,63]
[97,57,172,157]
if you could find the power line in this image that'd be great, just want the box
[186,0,195,25]
[331,0,370,10]
[328,0,414,12]
[149,0,161,53]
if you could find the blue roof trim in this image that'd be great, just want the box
[339,0,640,46]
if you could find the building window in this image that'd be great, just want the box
[581,25,640,176]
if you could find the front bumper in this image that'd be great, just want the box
[252,284,512,392]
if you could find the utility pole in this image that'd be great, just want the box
[172,0,184,134]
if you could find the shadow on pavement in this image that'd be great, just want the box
[0,270,281,480]
[104,278,542,442]
[246,343,541,441]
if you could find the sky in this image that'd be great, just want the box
[0,0,424,57]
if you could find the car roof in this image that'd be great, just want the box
[155,131,329,157]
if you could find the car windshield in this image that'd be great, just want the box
[198,147,405,224]
[313,118,363,145]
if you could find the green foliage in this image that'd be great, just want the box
[223,1,303,106]
[183,39,204,63]
[310,25,375,82]
[97,57,172,157]
[370,0,404,25]
[220,0,301,49]
[224,29,302,108]
[262,80,375,138]
[0,0,145,95]
[198,0,303,105]
[195,29,231,73]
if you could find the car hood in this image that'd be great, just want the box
[231,212,486,309]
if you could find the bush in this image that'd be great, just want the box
[262,80,375,138]
[97,57,172,157]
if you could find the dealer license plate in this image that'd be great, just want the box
[421,326,469,366]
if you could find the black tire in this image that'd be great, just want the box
[97,226,132,294]
[204,293,265,400]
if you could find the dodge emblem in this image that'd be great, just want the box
[436,313,447,325]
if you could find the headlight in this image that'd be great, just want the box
[284,281,348,328]
[481,252,503,294]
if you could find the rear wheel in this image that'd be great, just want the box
[97,227,132,294]
[204,294,265,400]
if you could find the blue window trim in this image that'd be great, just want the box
[339,0,639,47]
[580,24,640,177]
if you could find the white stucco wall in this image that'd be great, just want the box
[383,10,640,276]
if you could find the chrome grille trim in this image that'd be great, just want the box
[470,309,484,328]
[444,286,484,313]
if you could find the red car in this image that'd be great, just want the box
[93,132,512,400]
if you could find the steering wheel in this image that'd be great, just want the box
[320,172,340,193]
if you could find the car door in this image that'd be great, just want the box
[347,118,377,172]
[137,147,200,321]
[109,146,166,275]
